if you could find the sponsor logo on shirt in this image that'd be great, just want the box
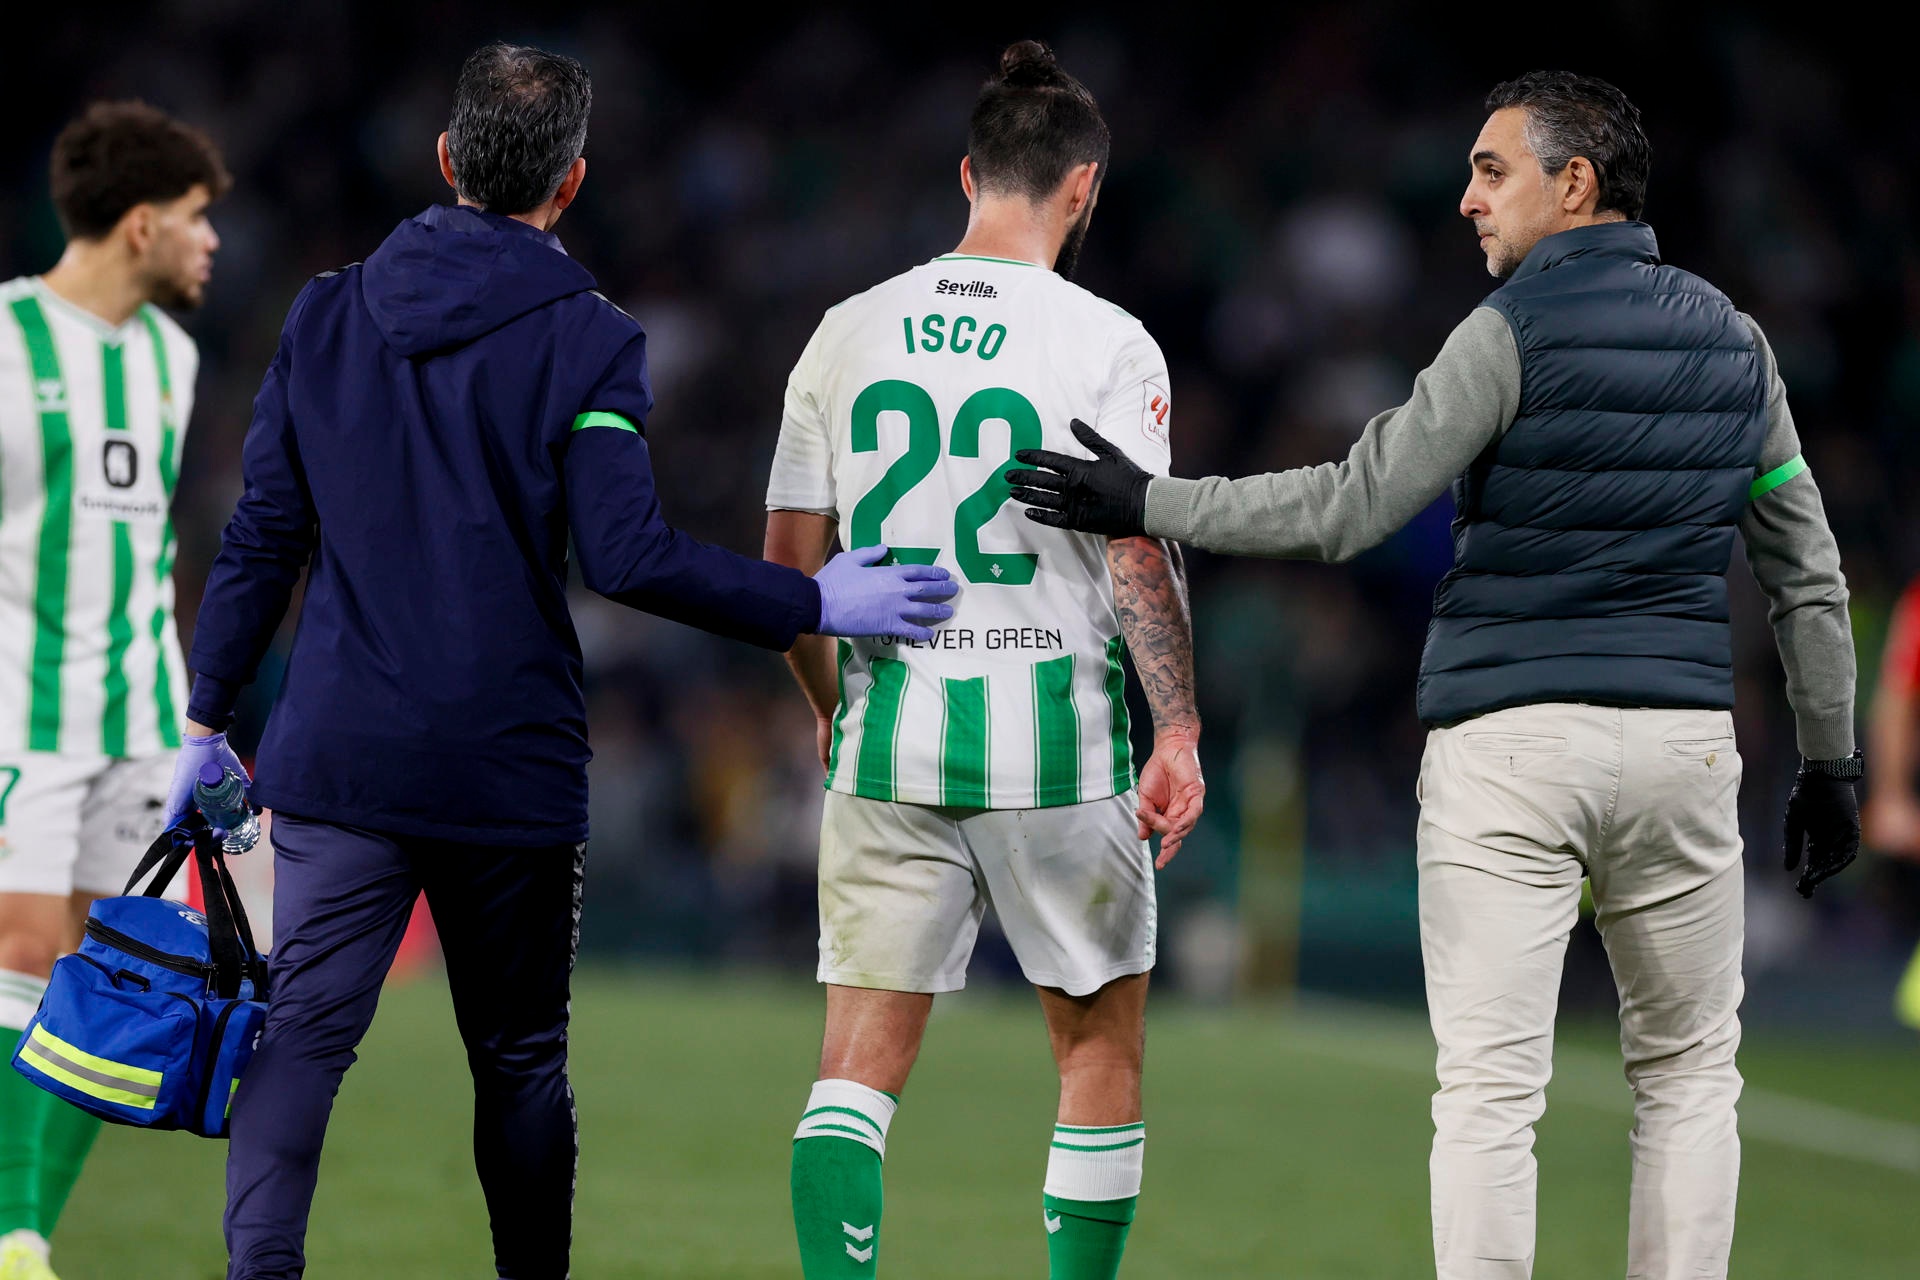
[79,492,165,521]
[935,278,997,299]
[1142,378,1171,447]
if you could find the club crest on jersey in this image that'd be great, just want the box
[103,439,139,488]
[1141,378,1171,447]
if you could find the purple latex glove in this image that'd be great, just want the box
[814,545,959,642]
[163,732,250,828]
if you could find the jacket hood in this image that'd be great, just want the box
[361,204,598,357]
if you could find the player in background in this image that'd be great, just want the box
[0,103,225,1280]
[765,41,1203,1280]
[1862,579,1920,1030]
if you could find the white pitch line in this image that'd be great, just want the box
[1268,1004,1920,1175]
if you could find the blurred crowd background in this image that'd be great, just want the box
[5,2,1915,1028]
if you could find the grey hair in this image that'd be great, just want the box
[446,42,591,215]
[1487,71,1650,221]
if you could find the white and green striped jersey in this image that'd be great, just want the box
[768,254,1173,809]
[0,277,193,759]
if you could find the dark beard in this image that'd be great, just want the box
[1054,209,1092,280]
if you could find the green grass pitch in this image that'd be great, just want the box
[52,971,1920,1277]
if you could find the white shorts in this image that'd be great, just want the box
[817,789,1156,998]
[0,752,175,897]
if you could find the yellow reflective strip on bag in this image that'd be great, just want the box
[22,1030,159,1110]
[227,1077,240,1119]
[29,1023,163,1085]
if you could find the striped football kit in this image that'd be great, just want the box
[767,254,1171,998]
[0,277,191,896]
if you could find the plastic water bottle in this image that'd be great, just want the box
[193,761,260,854]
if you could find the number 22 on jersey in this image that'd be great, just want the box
[848,379,1040,586]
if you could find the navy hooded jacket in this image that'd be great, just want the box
[188,205,820,845]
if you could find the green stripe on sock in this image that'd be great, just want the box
[796,1122,877,1143]
[1750,453,1808,500]
[1050,1137,1146,1153]
[13,297,73,752]
[1054,1123,1145,1135]
[1032,654,1080,806]
[940,675,989,806]
[853,657,909,801]
[801,1105,884,1139]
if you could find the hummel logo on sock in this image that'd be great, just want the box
[843,1221,875,1262]
[1045,1210,1064,1235]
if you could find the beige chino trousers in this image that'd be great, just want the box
[1418,703,1744,1279]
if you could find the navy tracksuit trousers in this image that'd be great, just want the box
[224,815,584,1279]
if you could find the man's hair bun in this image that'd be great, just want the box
[998,39,1066,89]
[970,38,1108,203]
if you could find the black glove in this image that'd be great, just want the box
[1784,751,1862,899]
[1005,419,1152,537]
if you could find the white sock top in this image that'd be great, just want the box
[794,1078,898,1159]
[1045,1122,1145,1202]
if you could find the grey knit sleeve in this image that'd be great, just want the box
[1142,306,1519,560]
[1737,313,1857,759]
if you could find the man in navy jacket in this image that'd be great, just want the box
[170,43,954,1280]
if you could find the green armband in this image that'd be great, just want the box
[571,411,638,434]
[1749,454,1807,500]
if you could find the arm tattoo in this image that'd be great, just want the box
[1106,535,1199,736]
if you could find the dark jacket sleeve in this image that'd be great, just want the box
[186,286,320,725]
[563,335,819,648]
[565,426,819,648]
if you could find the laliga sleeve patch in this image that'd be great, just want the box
[1141,379,1170,447]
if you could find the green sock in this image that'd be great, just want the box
[1044,1194,1136,1280]
[0,1021,49,1237]
[35,1101,99,1235]
[791,1079,896,1276]
[1044,1120,1145,1279]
